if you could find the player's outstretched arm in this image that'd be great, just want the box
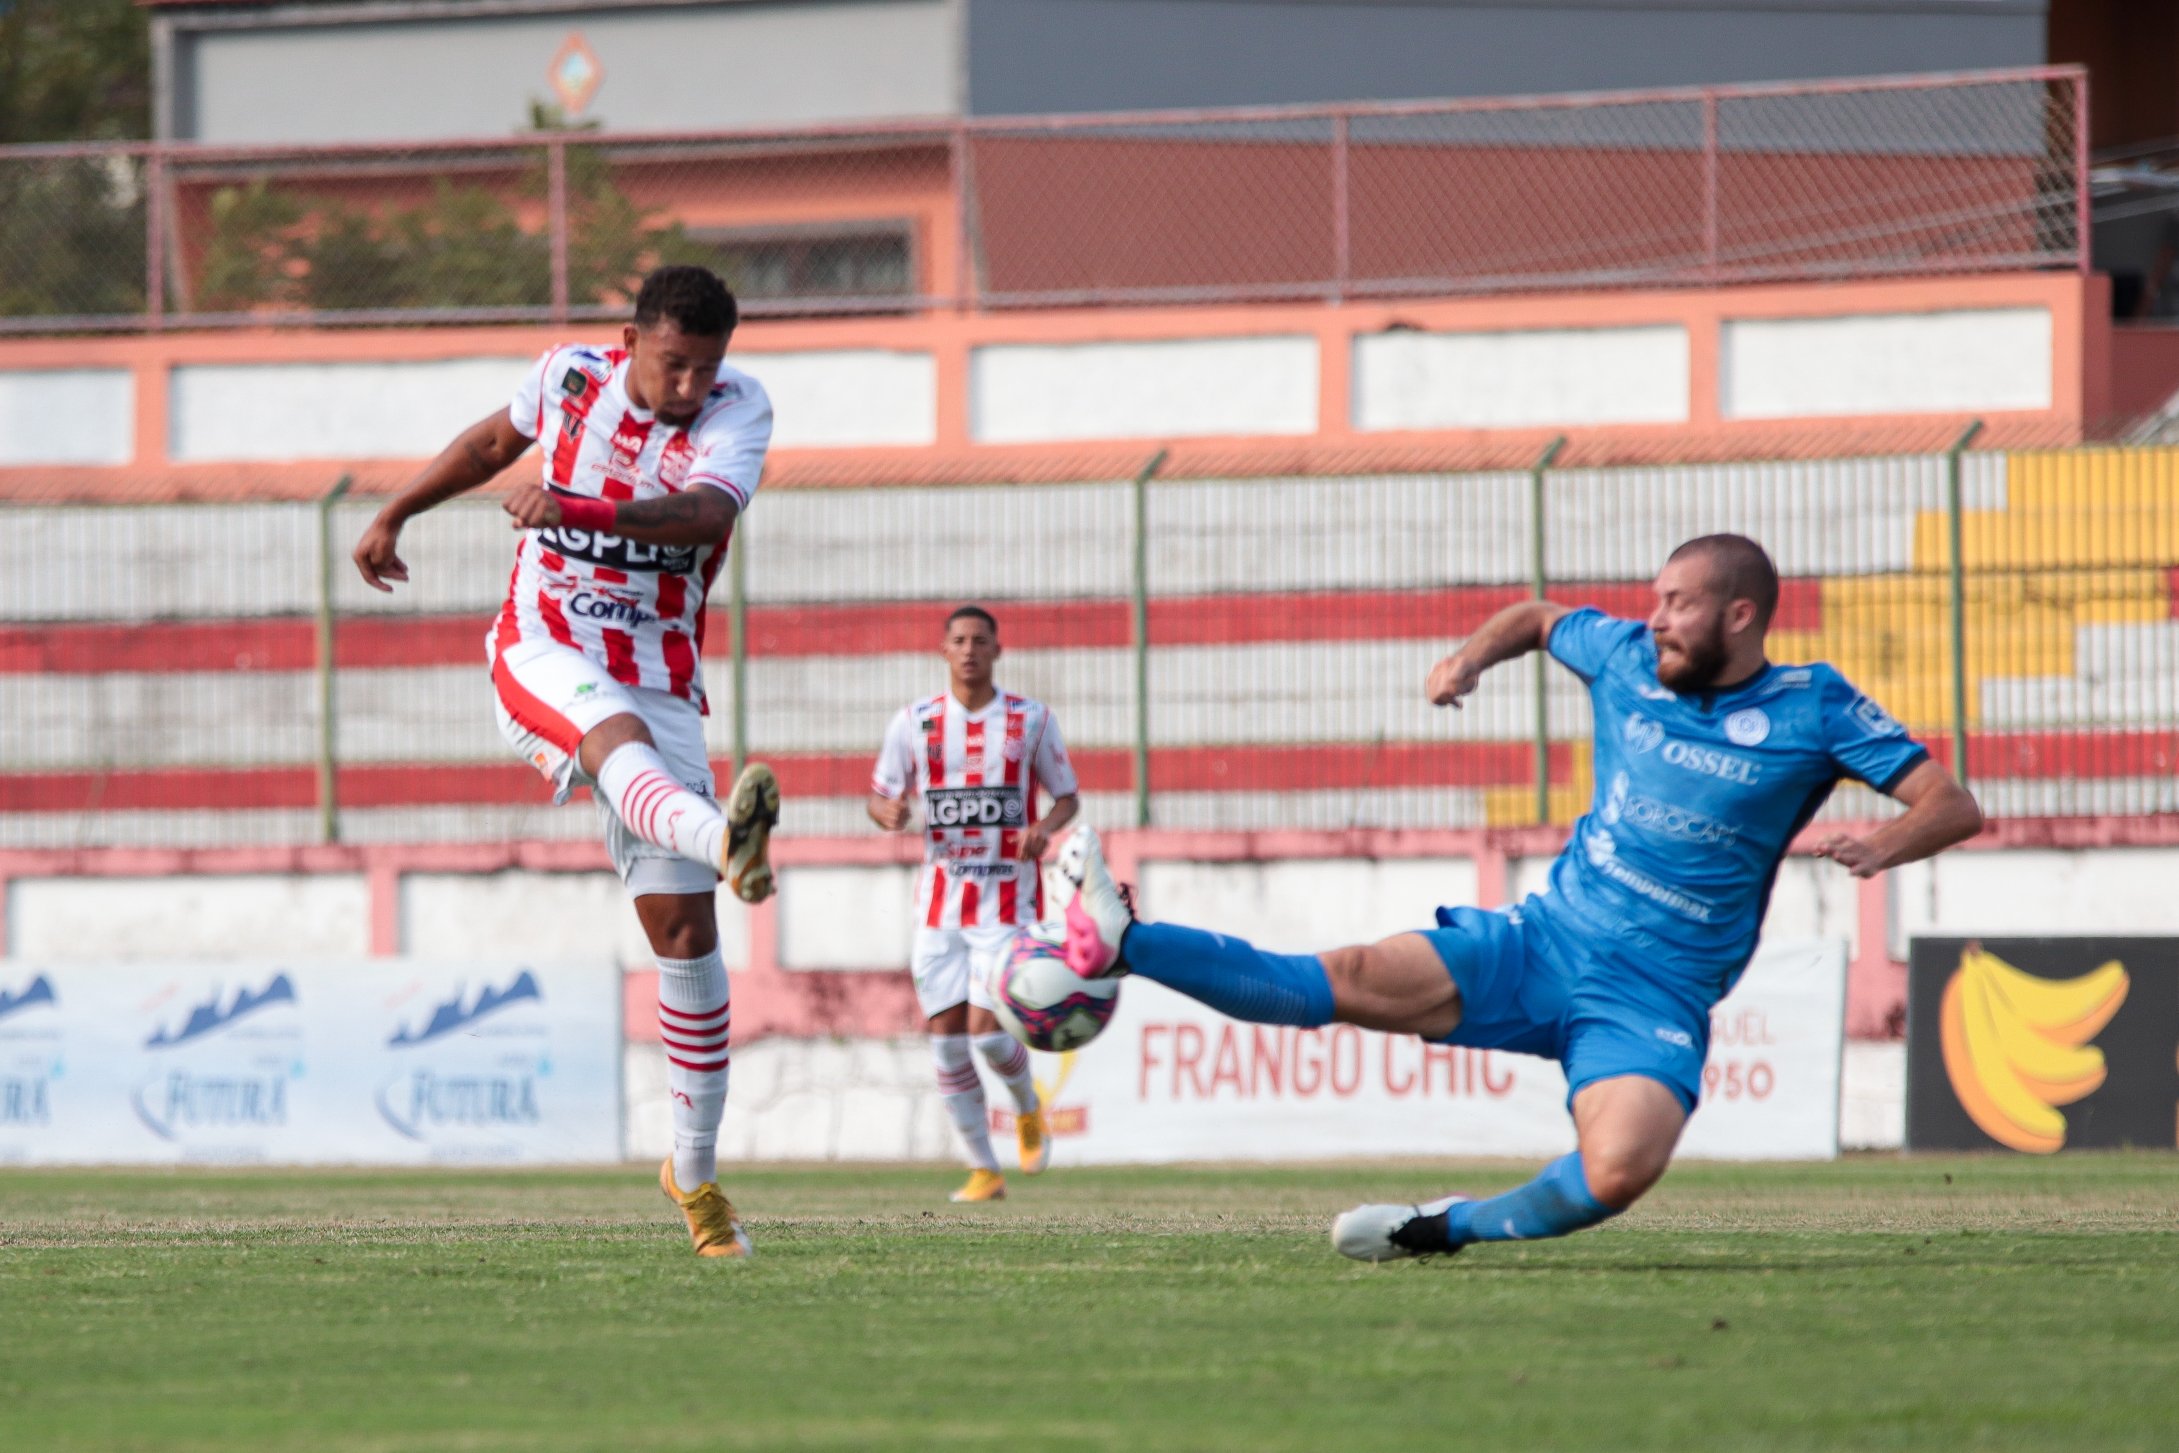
[1020,793,1080,861]
[355,410,533,592]
[1812,759,1984,878]
[1426,599,1570,708]
[507,486,741,547]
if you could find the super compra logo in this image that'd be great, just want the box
[1939,946,2128,1154]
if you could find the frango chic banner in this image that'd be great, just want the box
[996,938,1848,1164]
[0,960,620,1165]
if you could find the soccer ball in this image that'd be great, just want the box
[992,924,1120,1052]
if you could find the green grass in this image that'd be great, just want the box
[2,1156,2175,1452]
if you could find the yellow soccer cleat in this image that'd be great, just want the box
[949,1168,1007,1203]
[1015,1108,1051,1176]
[659,1158,753,1259]
[722,762,781,904]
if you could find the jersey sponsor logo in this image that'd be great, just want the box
[1623,714,1665,753]
[536,495,698,574]
[948,861,1028,880]
[561,368,590,397]
[1601,771,1740,845]
[1653,1026,1696,1049]
[925,784,1028,829]
[1725,708,1770,746]
[1852,694,1902,737]
[565,589,655,628]
[1582,828,1717,922]
[1660,738,1762,785]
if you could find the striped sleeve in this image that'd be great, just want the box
[683,373,773,510]
[508,347,561,441]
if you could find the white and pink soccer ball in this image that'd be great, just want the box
[992,924,1120,1053]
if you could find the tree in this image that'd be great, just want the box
[0,0,150,144]
[0,0,152,319]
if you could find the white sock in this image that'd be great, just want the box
[931,1033,998,1172]
[657,948,730,1189]
[973,1031,1040,1114]
[596,742,727,869]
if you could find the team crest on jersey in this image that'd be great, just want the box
[1725,708,1770,746]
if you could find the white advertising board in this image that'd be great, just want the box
[0,960,620,1165]
[1004,937,1847,1164]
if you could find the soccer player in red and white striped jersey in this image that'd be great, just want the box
[353,266,771,1259]
[868,606,1080,1202]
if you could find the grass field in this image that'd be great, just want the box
[2,1155,2175,1452]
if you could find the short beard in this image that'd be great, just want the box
[1656,628,1730,692]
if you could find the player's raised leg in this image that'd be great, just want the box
[1331,1075,1683,1261]
[581,714,779,905]
[1057,825,1460,1037]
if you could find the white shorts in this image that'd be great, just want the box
[911,924,1020,1019]
[492,635,720,898]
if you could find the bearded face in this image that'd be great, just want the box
[1652,602,1732,691]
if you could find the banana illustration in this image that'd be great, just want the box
[1939,946,2129,1154]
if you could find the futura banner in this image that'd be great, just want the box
[0,960,620,1165]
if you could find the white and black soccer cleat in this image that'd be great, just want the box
[1055,825,1133,979]
[1331,1195,1469,1263]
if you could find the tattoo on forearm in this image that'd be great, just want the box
[614,490,734,540]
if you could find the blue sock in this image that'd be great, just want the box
[1440,1152,1618,1245]
[1119,921,1334,1027]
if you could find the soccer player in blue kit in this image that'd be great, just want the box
[1055,535,1984,1260]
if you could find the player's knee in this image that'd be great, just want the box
[1320,945,1392,1015]
[579,713,655,775]
[1582,1142,1670,1209]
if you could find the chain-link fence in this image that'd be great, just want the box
[5,439,2178,850]
[0,67,2085,333]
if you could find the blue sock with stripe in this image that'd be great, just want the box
[1118,921,1335,1027]
[1440,1152,1618,1245]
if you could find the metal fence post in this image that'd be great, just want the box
[1330,111,1350,303]
[316,475,354,844]
[547,136,570,324]
[144,146,167,329]
[1945,420,1984,786]
[729,523,749,776]
[1530,437,1566,825]
[1131,448,1170,828]
[1700,91,1720,284]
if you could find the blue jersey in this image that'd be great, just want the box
[1528,608,1927,1004]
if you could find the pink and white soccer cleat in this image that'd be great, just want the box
[1054,826,1133,979]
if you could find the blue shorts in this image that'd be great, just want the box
[1419,903,1711,1114]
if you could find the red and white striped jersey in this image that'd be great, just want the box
[490,343,772,710]
[872,690,1079,930]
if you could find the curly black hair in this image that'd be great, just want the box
[632,264,738,337]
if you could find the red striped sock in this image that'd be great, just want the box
[973,1031,1039,1114]
[932,1033,997,1172]
[657,948,730,1188]
[596,743,727,869]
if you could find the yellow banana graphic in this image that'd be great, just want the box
[1032,1048,1077,1110]
[1963,948,2128,1040]
[1939,946,2129,1154]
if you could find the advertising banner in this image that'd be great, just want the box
[999,937,1848,1164]
[1906,937,2179,1153]
[0,960,620,1165]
